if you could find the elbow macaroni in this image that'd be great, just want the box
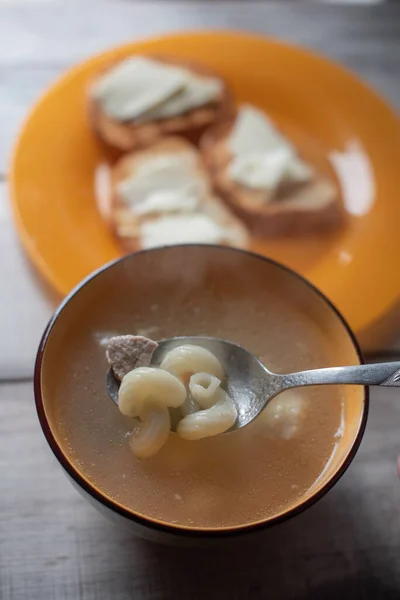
[116,344,236,458]
[180,394,201,416]
[160,344,224,380]
[118,366,187,417]
[130,403,171,458]
[177,374,237,440]
[118,366,186,458]
[188,372,221,409]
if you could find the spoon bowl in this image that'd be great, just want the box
[106,336,279,430]
[106,335,400,431]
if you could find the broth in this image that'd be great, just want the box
[42,249,345,530]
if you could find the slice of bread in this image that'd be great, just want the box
[89,56,233,152]
[104,136,249,251]
[201,118,343,236]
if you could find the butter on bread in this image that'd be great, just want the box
[201,106,343,236]
[89,55,233,152]
[106,136,249,251]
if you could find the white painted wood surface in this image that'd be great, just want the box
[1,2,400,598]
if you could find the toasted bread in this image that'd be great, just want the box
[105,136,248,251]
[89,56,233,152]
[201,118,343,236]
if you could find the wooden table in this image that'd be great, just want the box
[1,2,400,598]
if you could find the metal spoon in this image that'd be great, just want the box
[106,336,400,430]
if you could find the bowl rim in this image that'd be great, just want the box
[34,244,369,539]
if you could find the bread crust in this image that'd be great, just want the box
[89,55,233,152]
[201,118,344,236]
[106,137,248,251]
[108,137,194,251]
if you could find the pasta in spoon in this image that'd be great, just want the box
[107,336,236,457]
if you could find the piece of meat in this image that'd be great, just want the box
[106,335,158,381]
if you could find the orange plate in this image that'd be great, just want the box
[9,31,400,334]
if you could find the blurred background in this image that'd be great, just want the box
[2,0,400,380]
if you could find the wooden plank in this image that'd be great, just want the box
[1,380,400,599]
[0,184,56,379]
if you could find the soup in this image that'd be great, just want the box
[40,246,361,530]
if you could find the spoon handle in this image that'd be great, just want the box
[282,362,400,390]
